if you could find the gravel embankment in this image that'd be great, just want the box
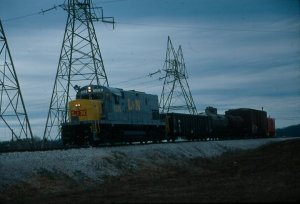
[0,137,293,191]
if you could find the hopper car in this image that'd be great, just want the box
[61,85,275,146]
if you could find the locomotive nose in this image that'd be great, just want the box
[69,99,102,122]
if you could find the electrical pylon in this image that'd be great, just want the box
[159,36,197,115]
[0,20,34,144]
[43,0,114,141]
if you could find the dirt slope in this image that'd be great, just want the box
[1,138,300,203]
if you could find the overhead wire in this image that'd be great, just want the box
[1,0,130,22]
[116,21,298,34]
[96,0,132,4]
[2,12,40,22]
[1,2,297,34]
[121,78,160,89]
[110,69,161,86]
[111,74,151,86]
[113,70,160,88]
[2,4,64,22]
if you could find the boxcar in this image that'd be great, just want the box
[225,108,268,138]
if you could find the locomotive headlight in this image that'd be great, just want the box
[87,86,92,93]
[75,103,81,107]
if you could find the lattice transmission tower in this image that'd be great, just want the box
[159,36,197,115]
[43,0,114,141]
[0,20,34,143]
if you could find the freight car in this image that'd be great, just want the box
[161,113,211,141]
[225,108,268,138]
[61,85,275,146]
[203,106,244,139]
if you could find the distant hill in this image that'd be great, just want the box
[276,124,300,137]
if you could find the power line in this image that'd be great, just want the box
[2,12,39,22]
[117,21,298,34]
[2,4,64,22]
[111,74,150,86]
[2,3,297,34]
[1,0,130,22]
[122,78,159,89]
[111,69,161,87]
[96,0,131,4]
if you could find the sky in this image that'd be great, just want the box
[0,0,299,140]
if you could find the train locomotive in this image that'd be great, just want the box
[61,85,165,145]
[61,85,275,146]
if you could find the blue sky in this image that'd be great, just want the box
[0,0,299,139]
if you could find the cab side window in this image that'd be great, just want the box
[114,95,120,105]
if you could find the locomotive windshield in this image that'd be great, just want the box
[76,86,104,100]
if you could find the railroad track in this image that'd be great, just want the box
[0,137,223,153]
